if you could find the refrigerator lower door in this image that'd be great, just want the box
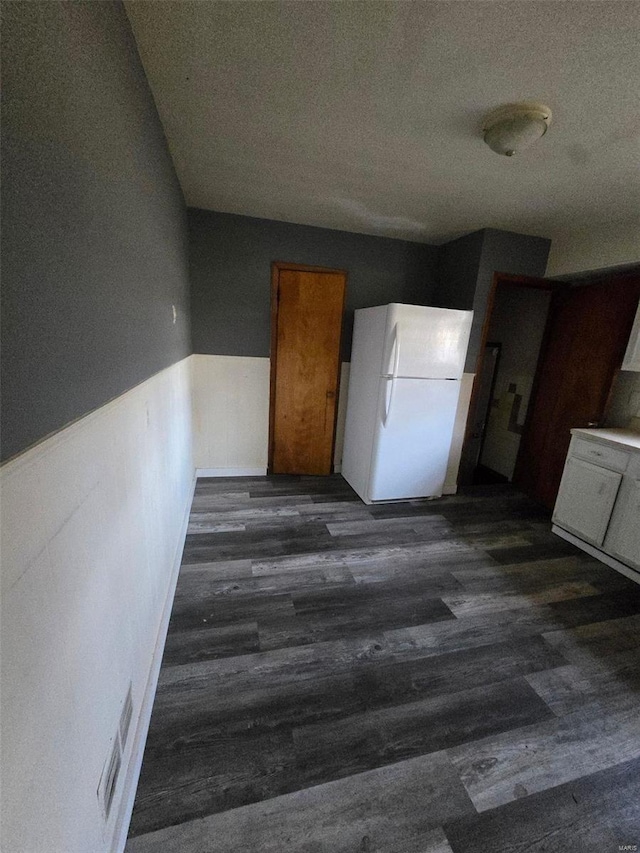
[368,377,460,502]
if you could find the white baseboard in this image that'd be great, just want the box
[111,472,197,853]
[552,524,640,586]
[196,467,267,477]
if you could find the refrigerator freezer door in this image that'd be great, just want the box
[368,377,461,502]
[382,304,472,380]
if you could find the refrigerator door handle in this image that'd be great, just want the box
[382,375,397,427]
[384,324,401,377]
[392,326,401,377]
[382,326,400,427]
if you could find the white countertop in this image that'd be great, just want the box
[571,427,640,452]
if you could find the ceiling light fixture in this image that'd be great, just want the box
[482,101,552,157]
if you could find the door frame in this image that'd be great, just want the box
[475,340,502,471]
[268,262,348,475]
[460,272,566,486]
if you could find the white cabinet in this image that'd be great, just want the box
[604,470,640,570]
[622,300,640,372]
[552,457,621,546]
[552,429,640,583]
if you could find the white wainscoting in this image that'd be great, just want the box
[0,358,194,853]
[444,373,475,495]
[191,356,351,476]
[190,356,466,491]
[191,354,270,475]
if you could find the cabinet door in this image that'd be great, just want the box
[604,477,640,569]
[553,457,622,546]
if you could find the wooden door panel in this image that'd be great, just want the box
[271,267,346,475]
[514,274,640,509]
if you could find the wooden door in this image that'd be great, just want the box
[514,273,640,508]
[269,263,346,475]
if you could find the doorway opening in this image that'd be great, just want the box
[459,273,560,489]
[473,282,553,485]
[462,269,640,509]
[472,341,503,484]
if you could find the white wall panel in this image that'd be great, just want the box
[0,358,194,853]
[191,357,352,476]
[191,355,271,473]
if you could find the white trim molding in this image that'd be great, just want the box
[197,467,267,477]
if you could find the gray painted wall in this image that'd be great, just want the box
[1,1,190,461]
[432,228,551,373]
[471,229,551,372]
[188,208,439,361]
[432,229,551,373]
[437,228,552,483]
[432,230,485,313]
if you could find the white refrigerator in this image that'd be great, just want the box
[342,303,473,504]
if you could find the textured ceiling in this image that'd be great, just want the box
[126,1,640,244]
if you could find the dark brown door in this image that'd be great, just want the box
[269,264,346,475]
[514,273,640,509]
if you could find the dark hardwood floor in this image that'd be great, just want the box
[126,475,640,853]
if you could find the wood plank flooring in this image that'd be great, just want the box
[126,475,640,853]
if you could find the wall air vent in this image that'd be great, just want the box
[98,737,122,820]
[98,683,134,821]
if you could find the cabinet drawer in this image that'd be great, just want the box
[571,437,630,473]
